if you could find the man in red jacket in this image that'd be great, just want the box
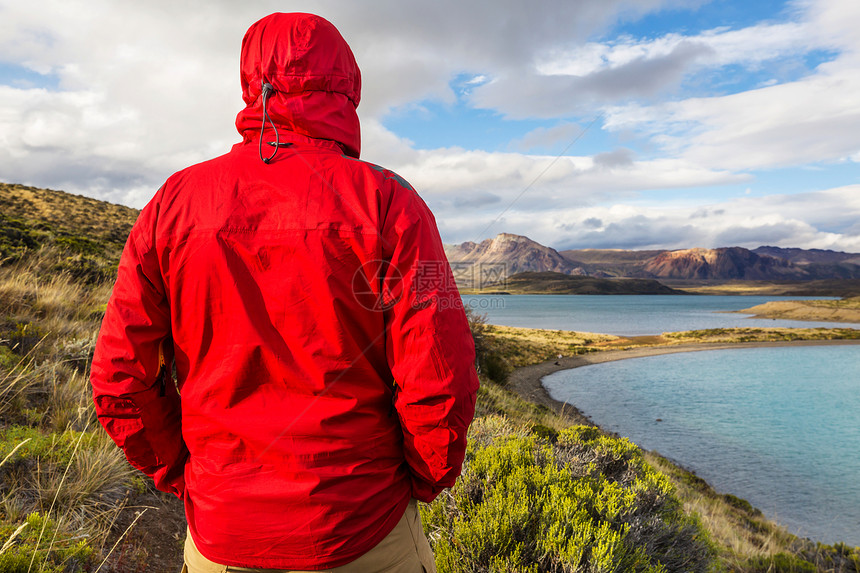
[90,12,479,572]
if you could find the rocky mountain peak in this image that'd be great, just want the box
[444,233,586,286]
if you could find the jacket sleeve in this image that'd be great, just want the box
[381,176,480,503]
[90,199,188,498]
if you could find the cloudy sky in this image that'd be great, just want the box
[2,0,859,251]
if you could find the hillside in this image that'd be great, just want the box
[0,182,138,282]
[480,271,683,294]
[754,245,860,266]
[642,247,805,280]
[754,246,860,279]
[448,233,860,286]
[559,247,663,276]
[444,233,585,287]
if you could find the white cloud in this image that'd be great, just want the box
[0,0,858,253]
[604,49,860,171]
[0,0,684,205]
[536,21,813,78]
[437,186,860,252]
[471,40,714,119]
[397,148,745,204]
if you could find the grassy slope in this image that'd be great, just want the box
[739,297,860,323]
[2,183,859,571]
[0,183,137,285]
[0,184,187,571]
[657,279,860,297]
[462,271,682,295]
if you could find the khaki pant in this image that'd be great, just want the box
[182,499,436,573]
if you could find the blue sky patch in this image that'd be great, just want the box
[0,62,59,90]
[612,0,795,40]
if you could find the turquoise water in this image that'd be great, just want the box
[543,346,860,545]
[462,294,859,336]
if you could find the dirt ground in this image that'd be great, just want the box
[102,486,186,572]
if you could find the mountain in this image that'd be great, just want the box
[753,246,860,265]
[641,247,807,280]
[444,233,586,287]
[559,248,663,277]
[753,246,860,279]
[448,233,860,284]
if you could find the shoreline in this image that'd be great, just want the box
[506,338,860,426]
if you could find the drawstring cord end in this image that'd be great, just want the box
[259,80,280,164]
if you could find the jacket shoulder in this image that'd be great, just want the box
[342,157,415,192]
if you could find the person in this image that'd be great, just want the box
[90,12,479,572]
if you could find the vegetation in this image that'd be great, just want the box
[0,185,158,571]
[422,417,714,572]
[739,298,860,323]
[2,182,859,571]
[671,279,860,297]
[457,318,860,572]
[663,326,860,343]
[0,183,136,284]
[464,271,683,295]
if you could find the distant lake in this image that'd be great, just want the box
[461,294,860,336]
[543,346,860,546]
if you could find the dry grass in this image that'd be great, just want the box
[667,281,800,295]
[644,452,792,561]
[0,245,143,569]
[482,324,616,369]
[474,379,573,432]
[0,182,136,247]
[741,297,860,323]
[663,326,860,343]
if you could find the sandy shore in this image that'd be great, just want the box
[506,338,860,426]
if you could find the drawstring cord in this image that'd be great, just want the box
[259,81,279,164]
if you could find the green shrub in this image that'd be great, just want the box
[422,417,715,572]
[466,309,512,385]
[0,512,94,572]
[722,493,761,516]
[745,552,817,573]
[6,323,45,355]
[0,426,98,467]
[0,346,19,372]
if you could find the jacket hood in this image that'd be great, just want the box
[235,13,362,158]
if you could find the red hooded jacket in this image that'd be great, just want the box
[91,13,478,569]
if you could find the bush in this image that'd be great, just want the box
[745,553,817,573]
[421,417,715,572]
[0,512,94,572]
[465,309,512,385]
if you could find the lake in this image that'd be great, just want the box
[543,346,860,546]
[461,294,860,336]
[462,294,860,545]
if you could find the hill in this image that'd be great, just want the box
[0,182,138,282]
[448,234,860,287]
[754,246,860,279]
[559,247,662,276]
[642,247,806,280]
[444,233,585,287]
[481,271,683,294]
